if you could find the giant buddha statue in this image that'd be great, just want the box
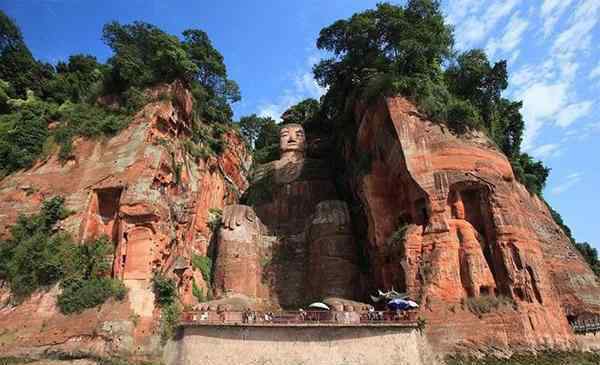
[212,123,360,308]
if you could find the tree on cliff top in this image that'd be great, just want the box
[574,242,600,277]
[0,16,240,176]
[0,10,51,99]
[102,21,240,124]
[313,1,548,195]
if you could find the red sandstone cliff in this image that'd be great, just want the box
[0,81,250,359]
[0,91,598,360]
[351,96,600,352]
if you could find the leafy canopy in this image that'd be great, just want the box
[102,21,240,124]
[0,10,51,98]
[313,0,549,195]
[239,98,321,165]
[239,114,280,164]
[0,12,240,177]
[281,98,320,126]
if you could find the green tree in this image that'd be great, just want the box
[511,153,550,196]
[445,49,508,127]
[574,242,600,277]
[314,1,452,90]
[494,99,524,158]
[238,113,279,164]
[0,97,54,176]
[101,21,240,124]
[313,1,549,197]
[42,54,107,104]
[313,1,455,132]
[183,29,240,124]
[251,116,280,164]
[238,114,278,147]
[0,10,50,98]
[102,21,198,91]
[0,197,126,311]
[281,98,320,125]
[0,197,69,299]
[182,29,239,104]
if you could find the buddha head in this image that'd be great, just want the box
[279,123,306,155]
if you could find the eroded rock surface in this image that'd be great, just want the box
[0,82,250,359]
[212,123,360,309]
[351,96,600,351]
[0,91,598,359]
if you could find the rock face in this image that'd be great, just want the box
[0,81,250,358]
[350,97,600,351]
[212,123,360,309]
[0,90,598,359]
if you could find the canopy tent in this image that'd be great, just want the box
[308,302,330,310]
[406,300,419,308]
[387,298,419,311]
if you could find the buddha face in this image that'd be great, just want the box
[279,124,306,153]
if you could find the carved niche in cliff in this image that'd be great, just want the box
[212,124,360,308]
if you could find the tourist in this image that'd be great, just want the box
[299,308,306,322]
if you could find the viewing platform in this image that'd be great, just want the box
[167,310,433,365]
[180,309,420,328]
[571,316,600,334]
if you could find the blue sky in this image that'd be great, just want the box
[1,0,599,248]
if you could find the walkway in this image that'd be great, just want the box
[180,309,419,328]
[571,316,600,334]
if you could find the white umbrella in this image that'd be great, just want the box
[308,302,330,310]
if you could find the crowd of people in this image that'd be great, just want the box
[185,308,416,325]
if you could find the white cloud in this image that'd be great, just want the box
[551,172,583,195]
[590,64,600,79]
[257,91,305,121]
[556,101,594,127]
[560,121,600,142]
[518,82,569,148]
[587,121,600,132]
[552,0,600,58]
[257,55,326,121]
[509,60,557,89]
[540,0,575,36]
[445,0,484,25]
[486,12,529,58]
[455,0,519,49]
[531,143,562,159]
[508,50,521,64]
[293,72,326,100]
[558,60,579,82]
[510,0,598,150]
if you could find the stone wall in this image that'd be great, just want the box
[164,325,439,365]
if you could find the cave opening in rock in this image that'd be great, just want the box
[95,187,123,245]
[460,188,486,236]
[480,286,491,296]
[414,197,429,227]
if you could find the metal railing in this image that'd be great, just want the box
[571,316,600,334]
[180,310,418,326]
